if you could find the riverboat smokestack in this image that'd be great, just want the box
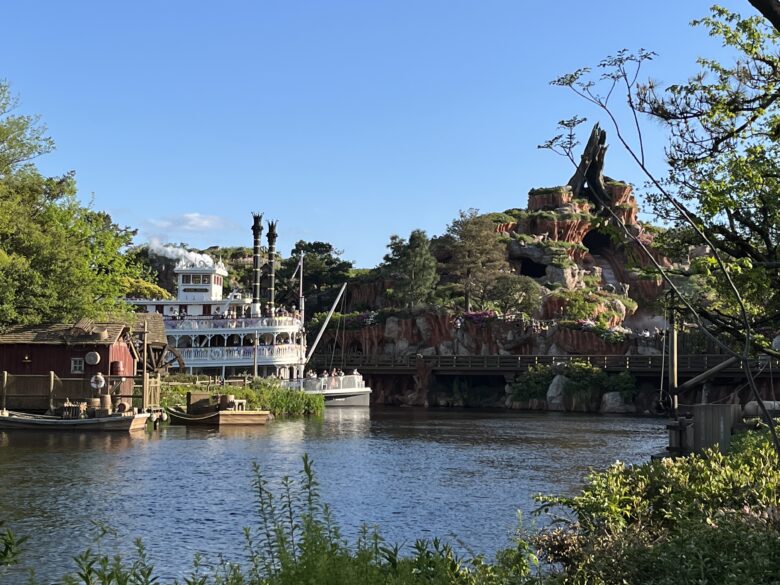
[267,220,278,316]
[251,213,264,317]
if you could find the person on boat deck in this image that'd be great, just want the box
[321,370,329,377]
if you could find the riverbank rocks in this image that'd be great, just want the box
[600,391,635,414]
[384,317,400,341]
[546,375,570,411]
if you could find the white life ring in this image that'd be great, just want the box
[90,373,106,390]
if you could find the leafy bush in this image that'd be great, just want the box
[511,364,554,402]
[533,429,780,584]
[512,361,635,405]
[560,360,606,404]
[604,370,636,402]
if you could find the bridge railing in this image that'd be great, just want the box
[309,353,772,373]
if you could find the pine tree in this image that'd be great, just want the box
[446,209,509,311]
[382,230,439,307]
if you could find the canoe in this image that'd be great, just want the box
[0,411,149,432]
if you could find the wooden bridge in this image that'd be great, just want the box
[309,353,779,379]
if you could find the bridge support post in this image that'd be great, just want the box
[413,355,434,407]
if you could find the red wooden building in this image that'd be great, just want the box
[0,318,139,411]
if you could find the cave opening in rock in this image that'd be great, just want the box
[583,229,612,256]
[519,257,548,278]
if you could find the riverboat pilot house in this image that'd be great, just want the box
[0,315,166,412]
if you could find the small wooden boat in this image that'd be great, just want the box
[165,406,271,426]
[0,410,149,432]
[164,391,271,426]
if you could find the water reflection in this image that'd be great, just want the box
[0,409,665,582]
[0,430,142,457]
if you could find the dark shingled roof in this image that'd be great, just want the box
[0,322,128,345]
[0,314,168,347]
[130,312,167,345]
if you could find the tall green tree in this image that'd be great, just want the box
[446,209,509,311]
[276,241,353,312]
[382,229,439,307]
[0,82,141,328]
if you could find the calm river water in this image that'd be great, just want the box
[0,408,665,582]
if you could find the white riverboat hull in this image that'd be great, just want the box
[310,387,372,407]
[286,374,371,407]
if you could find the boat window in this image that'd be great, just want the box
[203,275,211,284]
[192,275,202,284]
[182,275,191,284]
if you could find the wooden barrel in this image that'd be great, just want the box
[110,361,124,376]
[100,394,112,410]
[89,398,101,408]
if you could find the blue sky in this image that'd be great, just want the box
[2,0,751,267]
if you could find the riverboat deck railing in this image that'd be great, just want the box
[281,374,367,393]
[309,353,779,374]
[165,316,301,331]
[178,345,304,363]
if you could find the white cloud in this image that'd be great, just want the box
[145,212,234,234]
[179,213,231,231]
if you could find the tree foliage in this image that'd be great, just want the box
[487,274,542,317]
[446,209,510,311]
[0,83,54,175]
[549,6,780,348]
[382,229,439,307]
[0,82,141,329]
[549,5,780,453]
[275,241,353,313]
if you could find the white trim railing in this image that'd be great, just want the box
[165,317,301,331]
[281,374,367,392]
[178,345,304,363]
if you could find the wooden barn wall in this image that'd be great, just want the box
[0,342,136,403]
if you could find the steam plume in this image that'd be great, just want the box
[146,238,214,266]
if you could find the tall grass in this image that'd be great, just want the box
[161,379,324,416]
